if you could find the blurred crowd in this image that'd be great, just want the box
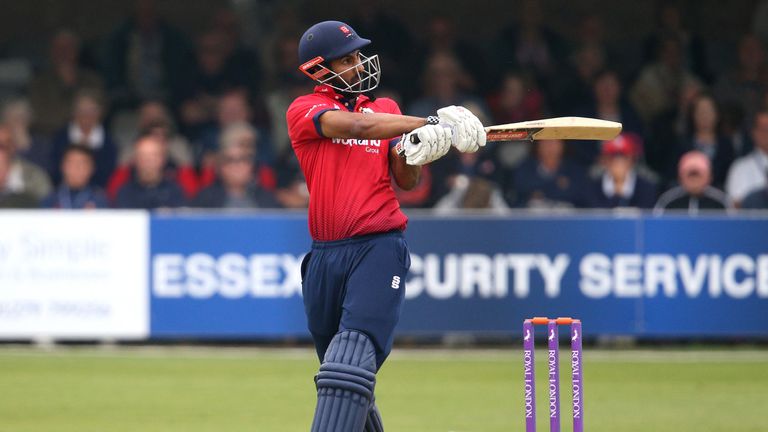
[1,0,768,213]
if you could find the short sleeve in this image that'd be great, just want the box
[286,96,340,144]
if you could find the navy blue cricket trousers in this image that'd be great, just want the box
[301,231,410,370]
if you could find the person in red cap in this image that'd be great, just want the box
[590,133,658,208]
[654,150,733,214]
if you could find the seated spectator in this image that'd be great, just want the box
[725,111,768,205]
[177,30,258,124]
[0,147,38,208]
[190,124,280,209]
[107,121,199,200]
[571,69,644,167]
[590,135,657,209]
[714,34,768,146]
[41,146,108,209]
[654,151,733,214]
[741,185,768,208]
[2,98,51,172]
[117,100,195,168]
[434,174,509,214]
[0,125,51,201]
[512,139,591,208]
[196,89,274,170]
[50,90,117,187]
[630,35,703,125]
[114,135,185,209]
[483,71,544,173]
[27,29,104,137]
[674,93,735,187]
[407,52,489,121]
[103,0,193,110]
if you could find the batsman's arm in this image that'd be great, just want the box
[389,143,420,190]
[319,110,428,139]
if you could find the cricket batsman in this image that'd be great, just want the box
[286,20,485,431]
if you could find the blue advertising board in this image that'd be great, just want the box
[149,213,768,338]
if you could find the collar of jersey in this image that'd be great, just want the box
[314,84,370,111]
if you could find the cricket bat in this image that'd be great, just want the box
[396,117,622,155]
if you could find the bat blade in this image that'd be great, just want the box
[486,117,622,142]
[394,116,622,156]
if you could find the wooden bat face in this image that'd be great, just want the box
[485,117,622,142]
[394,117,622,155]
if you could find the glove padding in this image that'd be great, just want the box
[402,125,452,166]
[437,105,486,153]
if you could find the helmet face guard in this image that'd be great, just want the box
[299,52,381,94]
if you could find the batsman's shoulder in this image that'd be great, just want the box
[374,96,402,115]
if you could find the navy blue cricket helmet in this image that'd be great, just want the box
[297,20,381,93]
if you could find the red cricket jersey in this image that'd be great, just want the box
[286,85,408,241]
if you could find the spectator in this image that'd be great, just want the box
[191,123,281,209]
[209,8,264,97]
[590,135,657,209]
[265,35,313,162]
[114,135,185,209]
[50,91,117,187]
[176,30,256,130]
[0,147,38,208]
[2,98,50,172]
[551,43,604,114]
[643,2,711,83]
[0,125,51,201]
[117,100,194,167]
[407,52,489,120]
[654,150,733,214]
[487,71,545,126]
[630,35,703,125]
[41,146,109,209]
[572,69,644,167]
[27,29,104,137]
[413,15,489,95]
[434,174,509,214]
[103,0,194,110]
[349,3,414,98]
[107,120,199,200]
[511,139,591,208]
[726,111,768,205]
[741,185,768,208]
[674,93,735,187]
[493,0,568,87]
[482,71,545,182]
[196,89,273,168]
[714,34,768,149]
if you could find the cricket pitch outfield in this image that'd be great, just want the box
[1,346,766,432]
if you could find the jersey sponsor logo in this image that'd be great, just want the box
[331,138,382,147]
[360,107,375,114]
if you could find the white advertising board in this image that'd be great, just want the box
[0,211,149,339]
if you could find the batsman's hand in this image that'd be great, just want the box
[437,105,486,153]
[401,125,452,166]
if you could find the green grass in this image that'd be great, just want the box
[1,347,767,431]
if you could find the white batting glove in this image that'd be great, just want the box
[437,105,486,153]
[401,125,452,166]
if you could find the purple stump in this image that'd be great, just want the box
[571,320,584,432]
[523,320,536,432]
[547,320,560,432]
